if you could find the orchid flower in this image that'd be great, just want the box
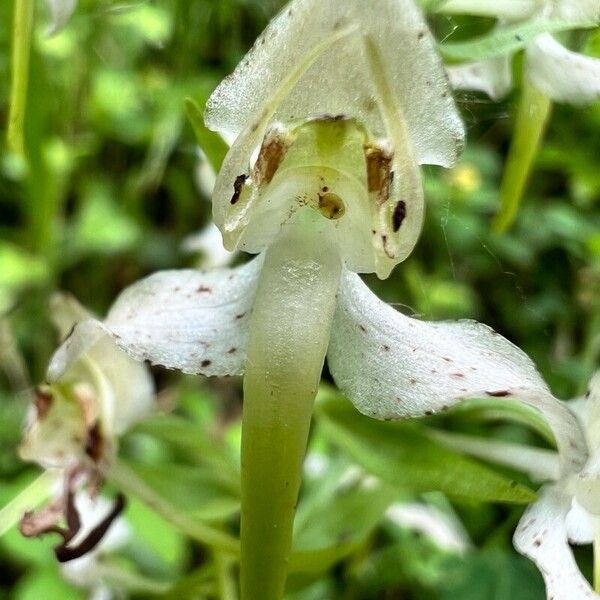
[433,371,600,600]
[4,293,154,564]
[436,0,600,231]
[45,0,589,597]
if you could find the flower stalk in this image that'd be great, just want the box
[8,0,34,157]
[240,211,342,599]
[492,79,552,232]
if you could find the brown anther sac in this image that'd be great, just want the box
[486,390,511,398]
[34,389,54,420]
[85,422,104,464]
[230,174,248,205]
[254,130,290,185]
[55,494,127,563]
[364,145,393,204]
[392,201,407,232]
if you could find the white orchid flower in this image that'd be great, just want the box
[440,0,600,104]
[45,0,77,36]
[20,293,154,473]
[48,0,592,596]
[3,293,153,566]
[433,371,600,600]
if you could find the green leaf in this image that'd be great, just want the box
[130,414,239,488]
[0,242,49,313]
[71,181,141,256]
[315,397,536,504]
[185,97,229,172]
[12,567,85,600]
[293,460,395,556]
[441,20,595,61]
[124,460,239,522]
[125,496,188,575]
[439,550,544,600]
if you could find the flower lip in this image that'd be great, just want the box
[227,117,404,275]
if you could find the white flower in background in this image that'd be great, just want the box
[439,0,600,103]
[434,371,600,600]
[45,0,77,36]
[8,293,153,563]
[386,502,470,553]
[20,293,154,473]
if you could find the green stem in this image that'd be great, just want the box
[240,211,342,600]
[109,459,239,554]
[492,79,552,233]
[0,469,59,536]
[97,561,173,596]
[215,550,238,600]
[8,0,34,157]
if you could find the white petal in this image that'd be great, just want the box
[328,271,588,473]
[566,498,594,545]
[83,337,155,435]
[45,0,77,36]
[447,56,513,100]
[435,0,539,19]
[526,34,600,105]
[514,486,598,600]
[48,295,155,435]
[568,449,600,516]
[551,0,600,21]
[48,257,263,379]
[205,0,463,165]
[569,372,600,449]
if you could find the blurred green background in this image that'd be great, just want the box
[0,1,599,598]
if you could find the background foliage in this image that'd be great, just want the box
[0,1,599,598]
